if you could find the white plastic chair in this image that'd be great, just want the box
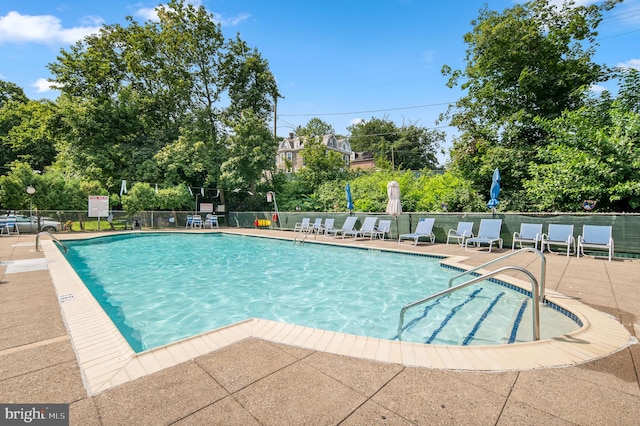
[373,219,392,240]
[542,224,575,257]
[398,218,436,245]
[446,221,474,246]
[204,214,219,229]
[191,215,203,229]
[309,218,323,235]
[3,214,19,235]
[512,223,543,251]
[326,216,358,238]
[578,225,614,261]
[294,218,311,232]
[343,216,378,239]
[465,219,503,252]
[319,218,335,235]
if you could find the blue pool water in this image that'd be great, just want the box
[61,233,579,352]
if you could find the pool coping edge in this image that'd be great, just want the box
[42,237,634,396]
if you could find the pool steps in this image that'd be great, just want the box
[398,248,547,345]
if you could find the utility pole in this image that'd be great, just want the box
[273,97,277,140]
[391,147,395,171]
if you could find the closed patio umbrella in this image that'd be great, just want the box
[386,181,402,237]
[487,168,501,214]
[346,183,354,215]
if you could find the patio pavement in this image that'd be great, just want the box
[1,228,639,425]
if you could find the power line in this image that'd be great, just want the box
[598,6,640,40]
[598,28,640,40]
[601,6,640,23]
[278,101,454,117]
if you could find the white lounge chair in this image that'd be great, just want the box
[204,214,219,229]
[465,219,503,252]
[343,216,378,239]
[294,218,311,232]
[446,221,474,246]
[398,218,435,245]
[191,214,203,229]
[512,223,543,251]
[1,214,19,235]
[373,219,392,240]
[578,225,614,261]
[542,224,575,257]
[309,218,323,234]
[326,216,358,238]
[319,218,335,235]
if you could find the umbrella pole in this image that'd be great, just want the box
[395,217,399,239]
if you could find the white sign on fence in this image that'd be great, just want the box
[200,203,214,213]
[88,195,109,217]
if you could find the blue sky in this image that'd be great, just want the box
[1,0,639,159]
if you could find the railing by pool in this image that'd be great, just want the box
[397,249,545,343]
[36,231,67,253]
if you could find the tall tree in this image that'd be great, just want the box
[348,117,442,170]
[0,162,107,211]
[441,0,622,208]
[0,98,59,172]
[294,118,335,138]
[219,110,276,195]
[296,137,349,194]
[48,0,277,193]
[224,36,280,124]
[525,72,640,212]
[443,0,620,136]
[0,80,28,107]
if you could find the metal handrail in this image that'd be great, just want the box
[449,247,546,302]
[397,265,540,342]
[293,225,316,243]
[36,231,67,253]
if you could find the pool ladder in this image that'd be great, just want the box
[397,248,546,343]
[35,231,68,253]
[293,227,315,243]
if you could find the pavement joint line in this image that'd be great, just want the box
[0,335,69,356]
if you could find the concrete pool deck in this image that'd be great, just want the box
[1,228,639,424]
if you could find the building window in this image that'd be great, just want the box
[286,152,293,173]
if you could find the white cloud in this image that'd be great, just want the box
[350,118,365,127]
[135,0,203,20]
[135,2,248,27]
[211,12,251,26]
[617,59,640,70]
[135,7,159,21]
[0,11,102,45]
[32,78,63,93]
[590,84,607,93]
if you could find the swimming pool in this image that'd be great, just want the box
[61,233,580,352]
